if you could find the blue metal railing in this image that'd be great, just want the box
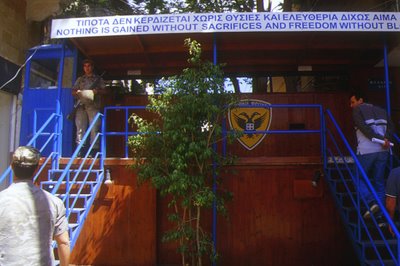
[0,112,60,185]
[50,112,104,194]
[103,104,325,159]
[49,112,105,248]
[103,105,147,158]
[2,103,398,264]
[325,109,399,265]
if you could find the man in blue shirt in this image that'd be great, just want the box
[386,167,400,236]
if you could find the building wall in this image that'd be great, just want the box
[0,0,42,64]
[0,0,42,175]
[0,91,13,189]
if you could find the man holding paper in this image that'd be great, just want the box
[72,59,106,157]
[350,91,394,220]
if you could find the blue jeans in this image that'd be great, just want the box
[356,151,389,205]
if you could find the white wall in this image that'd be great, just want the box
[0,1,42,189]
[0,91,14,189]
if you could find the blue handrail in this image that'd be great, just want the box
[325,109,400,265]
[103,105,147,158]
[0,112,60,186]
[49,112,105,249]
[103,104,326,159]
[50,112,104,194]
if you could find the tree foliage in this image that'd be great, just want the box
[181,0,257,12]
[59,0,135,17]
[59,0,268,17]
[128,39,239,265]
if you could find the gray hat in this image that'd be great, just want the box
[12,146,40,166]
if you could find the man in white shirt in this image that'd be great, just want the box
[0,146,70,266]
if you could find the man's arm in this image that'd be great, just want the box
[386,196,396,219]
[386,196,397,236]
[93,76,107,95]
[55,231,70,266]
[72,76,82,97]
[385,114,395,141]
[352,107,381,140]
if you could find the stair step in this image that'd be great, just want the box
[365,259,398,266]
[69,223,79,229]
[48,169,102,179]
[50,169,102,173]
[327,156,354,164]
[41,180,97,188]
[70,207,85,213]
[56,193,91,209]
[349,221,392,239]
[56,193,91,198]
[68,223,80,238]
[42,180,97,184]
[48,171,101,182]
[358,239,398,247]
[41,181,97,188]
[357,236,398,262]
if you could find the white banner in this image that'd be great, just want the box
[51,12,400,39]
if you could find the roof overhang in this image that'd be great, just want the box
[52,12,400,79]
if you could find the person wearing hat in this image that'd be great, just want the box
[0,146,70,266]
[72,59,106,157]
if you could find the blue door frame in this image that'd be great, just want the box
[20,42,77,160]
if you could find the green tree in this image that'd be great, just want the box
[60,0,134,17]
[130,0,264,14]
[181,0,255,12]
[129,0,175,14]
[128,39,238,265]
[60,0,268,16]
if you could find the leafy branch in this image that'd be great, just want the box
[128,39,238,265]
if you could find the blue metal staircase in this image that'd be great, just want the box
[323,109,400,266]
[42,167,104,248]
[46,112,105,249]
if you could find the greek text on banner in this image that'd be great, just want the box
[51,12,400,39]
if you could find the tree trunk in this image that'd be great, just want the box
[228,76,241,94]
[196,206,202,266]
[256,0,265,11]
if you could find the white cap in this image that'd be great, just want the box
[12,146,40,166]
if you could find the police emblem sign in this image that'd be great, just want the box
[228,99,272,150]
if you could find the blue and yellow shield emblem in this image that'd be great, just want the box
[228,99,272,150]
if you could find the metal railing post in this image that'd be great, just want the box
[54,43,66,170]
[383,41,391,117]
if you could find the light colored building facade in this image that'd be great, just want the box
[0,0,63,180]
